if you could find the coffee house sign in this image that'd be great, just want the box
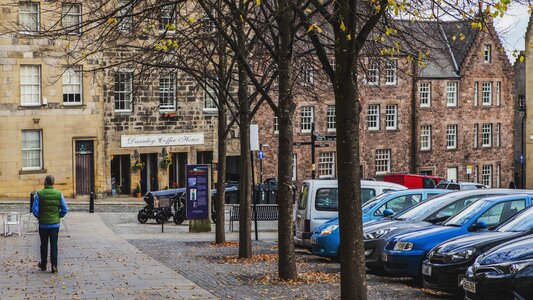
[121,133,204,147]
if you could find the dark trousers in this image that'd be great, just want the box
[39,227,59,267]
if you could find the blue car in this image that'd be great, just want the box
[381,194,533,278]
[310,189,450,259]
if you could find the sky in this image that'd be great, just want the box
[494,3,530,63]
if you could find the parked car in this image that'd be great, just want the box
[363,189,521,269]
[310,189,450,259]
[462,235,533,300]
[422,205,533,293]
[436,180,485,190]
[294,179,406,248]
[384,173,445,189]
[381,194,533,278]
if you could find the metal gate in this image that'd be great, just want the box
[75,140,94,195]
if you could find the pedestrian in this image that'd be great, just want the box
[32,175,68,273]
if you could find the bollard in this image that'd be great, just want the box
[30,192,35,213]
[89,192,95,213]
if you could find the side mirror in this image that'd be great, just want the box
[383,208,394,217]
[471,220,488,231]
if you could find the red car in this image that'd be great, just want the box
[384,174,445,189]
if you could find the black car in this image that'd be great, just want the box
[422,205,533,293]
[462,235,533,300]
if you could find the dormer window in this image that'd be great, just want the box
[483,44,492,63]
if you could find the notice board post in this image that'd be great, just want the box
[186,164,212,232]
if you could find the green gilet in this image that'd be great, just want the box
[37,187,62,224]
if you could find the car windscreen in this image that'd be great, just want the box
[314,188,339,211]
[362,193,390,213]
[394,193,449,220]
[443,199,490,226]
[497,207,533,232]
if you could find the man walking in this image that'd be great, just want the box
[32,175,69,273]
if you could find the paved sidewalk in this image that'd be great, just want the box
[0,212,215,299]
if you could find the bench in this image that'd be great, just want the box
[229,204,278,231]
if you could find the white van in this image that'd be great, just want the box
[294,179,406,247]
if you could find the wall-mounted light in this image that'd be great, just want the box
[32,118,40,124]
[161,147,168,157]
[132,149,140,160]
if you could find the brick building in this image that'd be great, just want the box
[257,20,515,188]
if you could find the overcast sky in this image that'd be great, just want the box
[495,3,530,63]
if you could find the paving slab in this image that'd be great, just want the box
[0,212,215,300]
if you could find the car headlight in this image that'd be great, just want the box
[449,248,476,262]
[393,241,414,251]
[509,262,531,274]
[363,228,392,240]
[320,224,339,236]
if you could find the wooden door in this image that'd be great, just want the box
[75,141,94,195]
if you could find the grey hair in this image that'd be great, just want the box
[44,175,55,187]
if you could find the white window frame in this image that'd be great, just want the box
[366,59,379,85]
[482,165,492,188]
[273,116,279,134]
[203,80,217,112]
[482,82,492,106]
[420,125,431,151]
[367,104,380,131]
[474,124,479,148]
[385,105,397,130]
[474,166,479,183]
[318,152,336,178]
[300,106,314,133]
[62,3,82,34]
[496,123,501,147]
[302,67,314,86]
[160,5,176,31]
[483,44,492,63]
[19,2,39,33]
[21,129,43,171]
[446,124,457,150]
[446,82,458,107]
[326,105,336,132]
[473,81,478,106]
[496,164,501,188]
[419,82,431,107]
[63,65,83,105]
[159,72,176,111]
[385,59,397,85]
[375,149,391,175]
[496,82,501,106]
[20,65,41,106]
[114,72,133,112]
[482,123,492,147]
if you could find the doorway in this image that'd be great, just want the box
[140,153,158,194]
[111,155,131,195]
[169,152,187,188]
[75,140,94,195]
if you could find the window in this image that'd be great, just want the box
[482,165,492,187]
[160,5,176,31]
[420,82,431,107]
[385,105,397,130]
[303,67,314,85]
[114,72,133,112]
[366,59,379,85]
[420,125,431,150]
[446,124,457,149]
[62,4,81,34]
[483,44,492,63]
[327,106,336,132]
[447,82,458,106]
[473,81,478,106]
[20,65,41,106]
[482,82,492,106]
[21,130,42,170]
[63,65,82,104]
[482,123,492,147]
[204,80,217,111]
[496,123,501,147]
[159,73,176,111]
[385,59,397,85]
[375,149,391,175]
[368,104,380,131]
[315,188,339,211]
[292,154,297,181]
[496,164,501,188]
[300,106,314,133]
[374,194,422,216]
[496,82,501,106]
[318,152,335,178]
[447,167,458,181]
[118,0,133,31]
[474,124,478,148]
[19,2,39,32]
[273,116,279,134]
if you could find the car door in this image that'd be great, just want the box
[468,199,528,233]
[373,193,422,219]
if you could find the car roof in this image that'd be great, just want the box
[382,188,449,194]
[302,179,407,189]
[473,193,532,202]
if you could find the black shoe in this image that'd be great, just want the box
[38,262,46,271]
[51,266,58,273]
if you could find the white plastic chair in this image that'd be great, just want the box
[3,212,22,237]
[60,217,69,233]
[23,213,39,233]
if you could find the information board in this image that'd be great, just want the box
[186,164,211,220]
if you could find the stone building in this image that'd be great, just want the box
[525,16,533,189]
[257,19,515,188]
[513,52,525,188]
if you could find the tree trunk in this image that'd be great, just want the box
[276,0,297,280]
[215,82,227,244]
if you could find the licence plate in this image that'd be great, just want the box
[421,264,432,276]
[311,237,317,244]
[381,253,388,262]
[462,279,476,294]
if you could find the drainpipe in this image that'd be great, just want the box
[410,60,418,174]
